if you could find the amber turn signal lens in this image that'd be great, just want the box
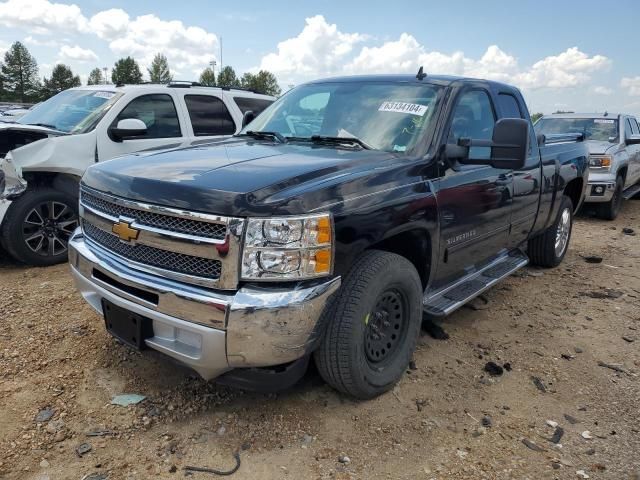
[316,216,331,244]
[314,248,332,273]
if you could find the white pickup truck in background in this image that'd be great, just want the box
[535,113,640,219]
[0,83,274,265]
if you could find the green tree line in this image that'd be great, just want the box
[0,41,282,103]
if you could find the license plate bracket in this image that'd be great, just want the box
[102,299,153,350]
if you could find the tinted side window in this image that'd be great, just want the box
[625,118,634,139]
[448,90,496,159]
[233,97,274,116]
[185,95,236,136]
[498,93,523,119]
[115,94,181,139]
[630,118,640,135]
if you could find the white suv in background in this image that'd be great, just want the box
[0,83,274,265]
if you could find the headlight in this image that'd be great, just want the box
[241,214,333,280]
[588,155,612,169]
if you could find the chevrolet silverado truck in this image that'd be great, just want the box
[535,113,640,219]
[69,73,588,399]
[0,83,274,266]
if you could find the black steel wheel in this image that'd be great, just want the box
[364,288,409,367]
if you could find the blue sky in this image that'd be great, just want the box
[1,0,639,114]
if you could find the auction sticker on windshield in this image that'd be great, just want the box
[594,119,615,124]
[379,101,428,116]
[93,91,116,99]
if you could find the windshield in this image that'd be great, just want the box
[243,81,443,154]
[535,117,618,142]
[18,89,123,133]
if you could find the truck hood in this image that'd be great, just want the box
[585,140,618,155]
[82,137,406,216]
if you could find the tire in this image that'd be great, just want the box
[596,176,624,220]
[314,250,423,399]
[528,195,573,268]
[0,187,79,266]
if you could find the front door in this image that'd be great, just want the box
[434,88,513,287]
[97,93,186,161]
[496,92,542,246]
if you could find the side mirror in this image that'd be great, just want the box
[242,110,256,128]
[625,134,640,145]
[109,118,147,142]
[489,118,529,169]
[447,118,529,170]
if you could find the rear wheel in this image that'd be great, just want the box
[528,195,573,268]
[314,250,423,399]
[1,188,79,266]
[596,176,624,220]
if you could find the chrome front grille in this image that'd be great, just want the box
[79,187,244,289]
[82,221,222,279]
[81,189,226,240]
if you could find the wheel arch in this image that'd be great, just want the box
[563,177,584,213]
[21,171,81,198]
[366,228,432,289]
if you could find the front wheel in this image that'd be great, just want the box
[528,195,573,268]
[1,188,79,266]
[596,176,624,220]
[314,250,423,399]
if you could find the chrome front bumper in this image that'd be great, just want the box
[68,229,341,380]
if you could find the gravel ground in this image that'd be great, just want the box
[1,200,639,480]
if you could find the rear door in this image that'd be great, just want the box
[434,88,513,286]
[97,92,186,161]
[183,94,237,139]
[496,91,542,246]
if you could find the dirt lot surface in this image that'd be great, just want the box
[1,201,639,480]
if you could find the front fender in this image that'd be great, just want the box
[0,153,27,199]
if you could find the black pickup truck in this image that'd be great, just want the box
[69,73,588,399]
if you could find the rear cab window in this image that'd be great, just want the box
[185,95,236,136]
[233,96,274,116]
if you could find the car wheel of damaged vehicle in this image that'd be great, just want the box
[314,250,422,400]
[596,176,624,221]
[1,188,79,266]
[528,195,573,268]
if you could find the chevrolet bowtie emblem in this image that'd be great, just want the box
[112,220,140,242]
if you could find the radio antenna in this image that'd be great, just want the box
[416,66,427,80]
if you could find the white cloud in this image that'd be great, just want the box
[58,44,98,62]
[24,35,60,48]
[89,9,218,74]
[592,85,613,95]
[0,40,8,58]
[259,19,610,91]
[260,15,367,78]
[514,47,610,89]
[621,76,640,96]
[0,0,88,34]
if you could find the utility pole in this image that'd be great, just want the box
[209,60,217,77]
[102,67,108,85]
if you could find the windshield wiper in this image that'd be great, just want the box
[292,135,373,150]
[239,130,287,143]
[26,123,59,130]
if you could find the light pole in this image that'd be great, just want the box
[209,60,217,78]
[102,67,108,85]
